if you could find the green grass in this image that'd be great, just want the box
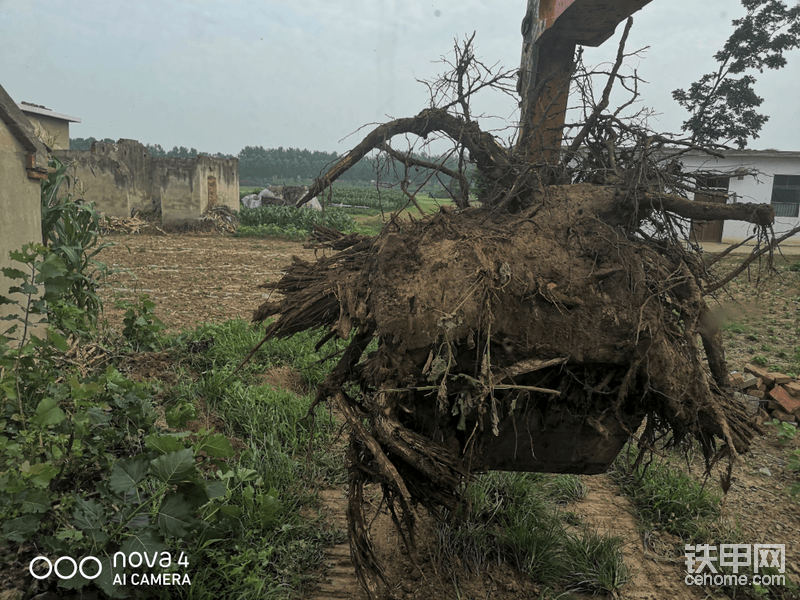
[160,320,350,598]
[722,321,749,334]
[610,447,723,542]
[436,472,627,595]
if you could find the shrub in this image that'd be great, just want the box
[40,156,111,330]
[237,205,355,238]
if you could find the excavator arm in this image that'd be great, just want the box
[517,0,654,163]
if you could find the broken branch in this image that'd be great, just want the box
[296,108,511,207]
[641,193,774,226]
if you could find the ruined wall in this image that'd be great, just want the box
[197,155,239,213]
[90,140,157,214]
[0,102,46,338]
[156,158,197,222]
[53,140,239,223]
[55,147,132,217]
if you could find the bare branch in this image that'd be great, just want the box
[296,108,510,207]
[562,17,634,167]
[704,223,800,295]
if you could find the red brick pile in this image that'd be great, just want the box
[731,364,800,425]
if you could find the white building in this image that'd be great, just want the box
[680,149,800,245]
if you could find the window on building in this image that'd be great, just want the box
[771,175,800,218]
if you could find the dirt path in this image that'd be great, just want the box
[309,489,365,600]
[573,475,700,600]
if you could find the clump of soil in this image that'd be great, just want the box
[257,365,309,396]
[254,182,759,596]
[119,350,179,384]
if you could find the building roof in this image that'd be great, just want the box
[679,148,800,160]
[17,101,81,123]
[0,85,48,156]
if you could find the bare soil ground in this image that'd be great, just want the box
[96,233,800,599]
[97,233,319,333]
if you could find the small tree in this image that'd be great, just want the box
[672,0,800,148]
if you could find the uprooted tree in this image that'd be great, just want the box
[246,3,800,596]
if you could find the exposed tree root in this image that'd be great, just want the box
[255,182,762,597]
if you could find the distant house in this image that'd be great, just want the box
[17,101,81,150]
[0,83,49,337]
[680,149,800,245]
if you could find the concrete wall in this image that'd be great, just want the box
[681,151,800,244]
[53,140,239,223]
[0,104,46,339]
[23,112,70,150]
[55,147,133,217]
[90,140,156,214]
[156,158,197,222]
[197,155,239,213]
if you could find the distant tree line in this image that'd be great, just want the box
[69,137,232,160]
[70,138,458,186]
[69,137,116,151]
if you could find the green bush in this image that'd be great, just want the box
[238,205,356,238]
[40,156,111,330]
[117,294,165,352]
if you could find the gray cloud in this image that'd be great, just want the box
[1,0,797,155]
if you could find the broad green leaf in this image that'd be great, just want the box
[119,527,165,556]
[144,433,187,454]
[68,376,102,399]
[47,329,70,352]
[8,249,32,263]
[176,482,210,509]
[149,449,195,484]
[72,497,107,531]
[197,433,235,458]
[109,457,150,493]
[9,283,39,295]
[157,493,195,537]
[206,480,226,500]
[29,397,66,428]
[21,489,51,513]
[27,463,58,487]
[36,253,67,281]
[219,505,242,520]
[1,267,27,280]
[2,515,39,542]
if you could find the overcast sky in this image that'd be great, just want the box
[2,0,798,156]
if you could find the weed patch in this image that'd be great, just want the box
[611,447,723,541]
[436,472,627,595]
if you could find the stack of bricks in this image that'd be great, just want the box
[730,364,800,425]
